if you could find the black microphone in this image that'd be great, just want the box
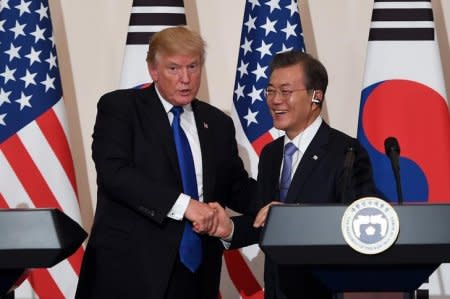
[384,137,403,204]
[341,146,356,202]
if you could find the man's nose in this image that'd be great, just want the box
[179,68,190,83]
[269,92,283,104]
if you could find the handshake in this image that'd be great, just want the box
[184,199,282,240]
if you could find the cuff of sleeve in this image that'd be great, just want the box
[167,193,190,220]
[220,219,234,249]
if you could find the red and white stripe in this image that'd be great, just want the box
[0,98,84,299]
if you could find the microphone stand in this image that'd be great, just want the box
[392,162,403,205]
[384,137,403,205]
[341,147,356,202]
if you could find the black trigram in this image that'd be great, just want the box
[369,0,434,41]
[126,0,186,45]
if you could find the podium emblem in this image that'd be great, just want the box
[341,197,399,255]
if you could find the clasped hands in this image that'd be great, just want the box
[184,200,232,239]
[184,199,283,239]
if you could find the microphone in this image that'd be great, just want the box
[341,146,356,202]
[384,137,403,204]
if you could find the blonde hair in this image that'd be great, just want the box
[146,26,206,65]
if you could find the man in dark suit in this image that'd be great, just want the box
[211,51,377,299]
[75,26,255,299]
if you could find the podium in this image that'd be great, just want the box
[0,209,87,298]
[260,204,450,293]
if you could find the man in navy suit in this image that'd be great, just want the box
[212,51,377,299]
[75,26,255,299]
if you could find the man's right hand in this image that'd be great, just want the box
[206,202,233,239]
[184,199,217,234]
[253,201,282,228]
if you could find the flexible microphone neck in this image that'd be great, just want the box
[341,146,356,202]
[384,137,403,204]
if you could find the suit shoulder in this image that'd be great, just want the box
[327,126,367,156]
[194,100,234,130]
[328,126,358,143]
[195,100,229,119]
[260,136,283,157]
[98,88,141,107]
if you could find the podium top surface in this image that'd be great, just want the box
[0,208,87,268]
[260,203,450,265]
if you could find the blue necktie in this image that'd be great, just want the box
[279,142,298,202]
[171,106,202,273]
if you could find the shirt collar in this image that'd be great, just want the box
[155,85,193,114]
[284,116,322,153]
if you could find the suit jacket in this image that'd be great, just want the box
[232,121,377,299]
[75,85,255,299]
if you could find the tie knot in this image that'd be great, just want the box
[284,142,297,157]
[171,106,184,117]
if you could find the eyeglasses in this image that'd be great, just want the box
[264,87,310,99]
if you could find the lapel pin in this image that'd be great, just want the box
[312,155,318,160]
[203,122,208,129]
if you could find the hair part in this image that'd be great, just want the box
[146,26,206,65]
[269,51,328,95]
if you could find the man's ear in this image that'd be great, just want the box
[312,89,324,104]
[147,63,158,82]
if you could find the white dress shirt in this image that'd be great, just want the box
[281,116,322,182]
[155,86,203,221]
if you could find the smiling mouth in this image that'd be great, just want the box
[273,110,288,115]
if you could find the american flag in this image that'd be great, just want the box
[232,0,305,157]
[226,0,305,298]
[0,0,84,298]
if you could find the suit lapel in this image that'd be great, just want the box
[191,100,215,203]
[136,85,180,177]
[284,122,331,203]
[268,138,284,202]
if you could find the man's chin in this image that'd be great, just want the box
[272,121,288,131]
[173,96,195,106]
